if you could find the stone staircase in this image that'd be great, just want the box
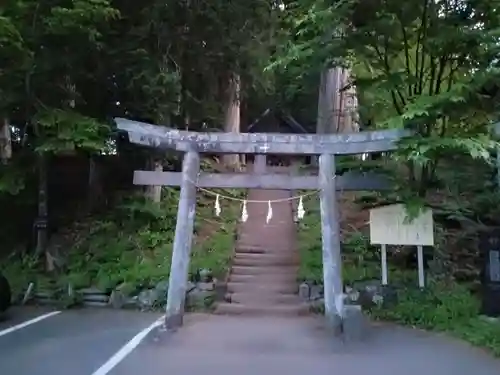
[215,189,309,317]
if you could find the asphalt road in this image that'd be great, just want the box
[0,306,162,375]
[1,307,500,375]
[112,314,500,375]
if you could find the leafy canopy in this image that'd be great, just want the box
[275,0,500,195]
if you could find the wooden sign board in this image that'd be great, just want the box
[369,204,434,246]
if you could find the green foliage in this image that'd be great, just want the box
[106,0,281,126]
[0,16,24,53]
[396,135,496,167]
[298,192,500,356]
[1,253,41,298]
[35,109,110,153]
[297,196,383,284]
[370,281,479,330]
[43,0,119,43]
[275,0,500,198]
[0,0,293,313]
[190,226,235,277]
[1,189,239,300]
[296,195,322,283]
[0,15,30,111]
[191,189,243,277]
[0,163,26,194]
[455,318,500,357]
[370,282,500,357]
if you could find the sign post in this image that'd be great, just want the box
[369,204,434,288]
[380,244,388,285]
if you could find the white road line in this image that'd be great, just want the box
[91,316,164,375]
[0,310,61,337]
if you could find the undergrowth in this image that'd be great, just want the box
[298,194,500,357]
[2,187,241,301]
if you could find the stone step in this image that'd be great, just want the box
[238,233,294,238]
[231,265,298,276]
[235,248,295,255]
[215,302,309,317]
[238,240,295,245]
[234,245,293,254]
[225,292,302,305]
[238,229,295,236]
[232,253,299,267]
[238,231,295,237]
[227,281,298,294]
[234,246,267,254]
[228,273,297,284]
[237,237,294,244]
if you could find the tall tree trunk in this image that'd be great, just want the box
[37,74,76,270]
[339,69,360,133]
[34,152,51,269]
[315,67,361,162]
[0,118,12,164]
[314,68,339,166]
[317,67,359,135]
[86,154,105,212]
[180,70,190,130]
[316,68,340,135]
[315,68,360,164]
[223,72,241,170]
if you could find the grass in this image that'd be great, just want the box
[297,194,390,285]
[297,194,500,357]
[191,189,242,280]
[1,187,241,303]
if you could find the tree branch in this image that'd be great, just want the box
[373,44,404,114]
[383,36,407,108]
[433,55,448,95]
[415,0,430,95]
[428,56,437,96]
[395,8,414,98]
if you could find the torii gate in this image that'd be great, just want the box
[115,117,411,335]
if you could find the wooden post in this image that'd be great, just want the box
[165,151,200,329]
[290,159,301,221]
[417,245,425,288]
[290,159,301,175]
[151,160,163,203]
[146,159,163,203]
[381,244,388,285]
[318,153,344,330]
[254,154,267,174]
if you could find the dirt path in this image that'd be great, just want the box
[215,188,308,316]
